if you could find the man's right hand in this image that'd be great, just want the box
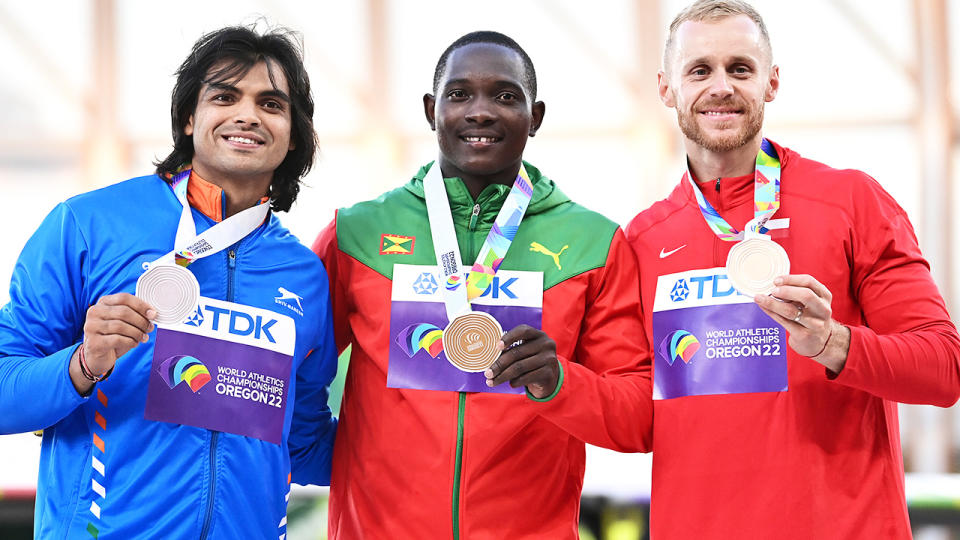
[70,293,156,394]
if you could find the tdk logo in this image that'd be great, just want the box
[413,272,439,295]
[185,306,204,327]
[186,304,278,343]
[478,277,518,299]
[670,279,690,302]
[671,274,743,302]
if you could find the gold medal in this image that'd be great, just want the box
[443,311,504,372]
[135,264,200,324]
[726,237,791,296]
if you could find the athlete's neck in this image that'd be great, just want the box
[685,135,762,183]
[192,164,272,218]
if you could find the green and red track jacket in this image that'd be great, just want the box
[313,162,652,539]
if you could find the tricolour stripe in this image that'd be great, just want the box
[92,434,105,453]
[91,478,106,498]
[91,456,105,476]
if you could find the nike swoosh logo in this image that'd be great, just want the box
[659,245,687,258]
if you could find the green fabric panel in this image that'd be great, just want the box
[336,162,617,289]
[494,201,617,290]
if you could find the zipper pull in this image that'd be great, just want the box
[228,250,237,269]
[715,177,721,192]
[468,204,480,230]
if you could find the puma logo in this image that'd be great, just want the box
[530,242,568,271]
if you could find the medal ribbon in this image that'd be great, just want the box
[423,161,534,320]
[686,138,782,241]
[146,168,270,269]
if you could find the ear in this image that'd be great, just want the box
[289,140,296,151]
[658,71,676,108]
[184,115,194,136]
[528,101,546,137]
[423,94,437,130]
[765,65,780,102]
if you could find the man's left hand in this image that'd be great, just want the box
[485,324,560,399]
[754,274,850,374]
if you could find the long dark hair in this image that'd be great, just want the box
[154,25,317,212]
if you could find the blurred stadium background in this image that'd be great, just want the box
[1,0,959,538]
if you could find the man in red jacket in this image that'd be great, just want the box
[626,1,960,538]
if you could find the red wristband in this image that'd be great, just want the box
[805,327,833,359]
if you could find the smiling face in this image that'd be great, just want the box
[185,59,294,188]
[424,43,545,193]
[659,15,778,154]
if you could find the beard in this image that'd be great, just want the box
[677,97,764,153]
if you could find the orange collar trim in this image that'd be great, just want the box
[186,171,270,223]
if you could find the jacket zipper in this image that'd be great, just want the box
[713,181,724,266]
[452,392,467,540]
[199,247,238,540]
[468,204,480,230]
[452,203,480,539]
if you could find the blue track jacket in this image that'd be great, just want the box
[0,175,337,539]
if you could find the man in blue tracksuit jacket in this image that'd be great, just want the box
[0,26,337,538]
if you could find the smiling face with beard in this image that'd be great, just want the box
[659,15,778,156]
[677,93,765,153]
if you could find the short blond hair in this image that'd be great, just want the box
[663,0,772,70]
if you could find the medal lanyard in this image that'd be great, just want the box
[685,138,783,241]
[146,169,270,269]
[423,161,534,320]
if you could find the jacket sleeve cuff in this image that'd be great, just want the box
[526,359,564,402]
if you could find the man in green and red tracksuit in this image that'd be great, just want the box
[313,31,652,538]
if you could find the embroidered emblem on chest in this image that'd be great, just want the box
[380,234,415,255]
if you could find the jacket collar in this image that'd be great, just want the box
[403,160,570,225]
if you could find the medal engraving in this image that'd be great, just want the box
[136,264,200,324]
[443,311,503,372]
[726,238,790,296]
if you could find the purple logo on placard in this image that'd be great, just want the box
[658,330,702,366]
[157,355,212,393]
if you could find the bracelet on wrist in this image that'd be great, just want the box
[805,326,834,359]
[78,344,113,383]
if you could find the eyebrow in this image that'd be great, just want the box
[442,78,526,92]
[203,81,291,103]
[684,55,758,70]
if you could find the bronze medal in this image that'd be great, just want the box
[443,311,504,372]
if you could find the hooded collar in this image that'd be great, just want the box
[403,160,570,226]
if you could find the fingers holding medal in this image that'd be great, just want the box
[485,324,560,399]
[82,293,157,375]
[754,274,835,357]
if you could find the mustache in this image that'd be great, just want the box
[695,98,747,111]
